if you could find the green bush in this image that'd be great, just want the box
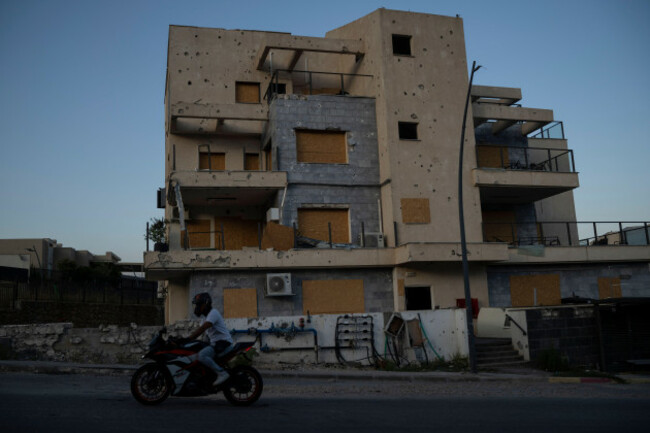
[536,347,570,372]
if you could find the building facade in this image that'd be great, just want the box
[145,9,650,324]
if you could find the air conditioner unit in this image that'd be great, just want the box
[266,208,280,222]
[157,188,166,209]
[358,232,385,248]
[265,273,293,296]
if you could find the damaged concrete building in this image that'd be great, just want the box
[145,8,650,325]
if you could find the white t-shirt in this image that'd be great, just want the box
[203,308,233,345]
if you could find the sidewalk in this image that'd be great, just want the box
[2,359,649,383]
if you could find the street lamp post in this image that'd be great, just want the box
[458,61,481,373]
[26,245,44,300]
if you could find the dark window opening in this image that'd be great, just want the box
[271,83,286,95]
[398,122,418,140]
[392,34,412,56]
[405,286,432,310]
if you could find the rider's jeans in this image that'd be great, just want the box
[198,343,229,375]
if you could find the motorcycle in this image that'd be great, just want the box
[130,327,263,406]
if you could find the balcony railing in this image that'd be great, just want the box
[529,121,565,139]
[476,144,576,172]
[483,221,650,247]
[264,69,374,103]
[179,221,382,251]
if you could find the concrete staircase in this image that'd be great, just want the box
[475,338,527,368]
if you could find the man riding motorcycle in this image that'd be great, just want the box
[186,292,233,386]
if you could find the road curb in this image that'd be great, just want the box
[0,360,549,383]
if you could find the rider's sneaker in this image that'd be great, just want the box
[213,371,230,387]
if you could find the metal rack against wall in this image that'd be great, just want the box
[334,314,377,365]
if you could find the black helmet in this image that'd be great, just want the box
[192,292,212,317]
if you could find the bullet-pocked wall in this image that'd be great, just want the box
[268,95,382,242]
[188,268,394,319]
[326,9,484,247]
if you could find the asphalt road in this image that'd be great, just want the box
[1,372,649,433]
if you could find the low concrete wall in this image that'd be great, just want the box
[0,309,469,366]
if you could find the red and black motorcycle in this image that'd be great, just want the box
[130,327,263,406]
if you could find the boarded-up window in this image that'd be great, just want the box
[298,208,349,243]
[223,288,257,318]
[181,219,211,248]
[510,274,561,307]
[295,130,347,164]
[477,146,509,168]
[214,217,259,250]
[261,222,295,251]
[483,210,517,243]
[401,198,430,224]
[598,277,622,299]
[199,152,225,171]
[244,153,260,171]
[302,279,364,315]
[235,82,260,103]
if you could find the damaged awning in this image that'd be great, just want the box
[255,36,364,72]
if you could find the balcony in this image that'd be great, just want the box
[169,102,268,136]
[471,85,554,135]
[168,170,287,208]
[483,220,650,247]
[482,221,650,264]
[264,69,374,103]
[474,144,579,203]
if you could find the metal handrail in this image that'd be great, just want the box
[482,221,650,247]
[476,144,576,173]
[529,121,565,139]
[505,314,527,336]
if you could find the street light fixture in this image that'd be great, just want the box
[458,60,482,373]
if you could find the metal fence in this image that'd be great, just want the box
[476,144,576,172]
[0,278,160,310]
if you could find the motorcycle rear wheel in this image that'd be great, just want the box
[131,363,171,405]
[222,365,263,406]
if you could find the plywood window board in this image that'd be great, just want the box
[298,208,350,243]
[295,129,347,164]
[302,279,364,315]
[510,274,561,307]
[477,146,509,168]
[598,277,622,299]
[261,222,295,251]
[482,210,517,243]
[181,219,212,249]
[244,153,260,171]
[401,198,430,224]
[235,82,260,103]
[223,288,257,318]
[214,217,260,250]
[199,152,226,171]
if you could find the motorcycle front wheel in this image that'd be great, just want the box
[131,363,171,405]
[222,365,263,406]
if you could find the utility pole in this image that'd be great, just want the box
[458,61,482,373]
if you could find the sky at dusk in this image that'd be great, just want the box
[1,0,648,262]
